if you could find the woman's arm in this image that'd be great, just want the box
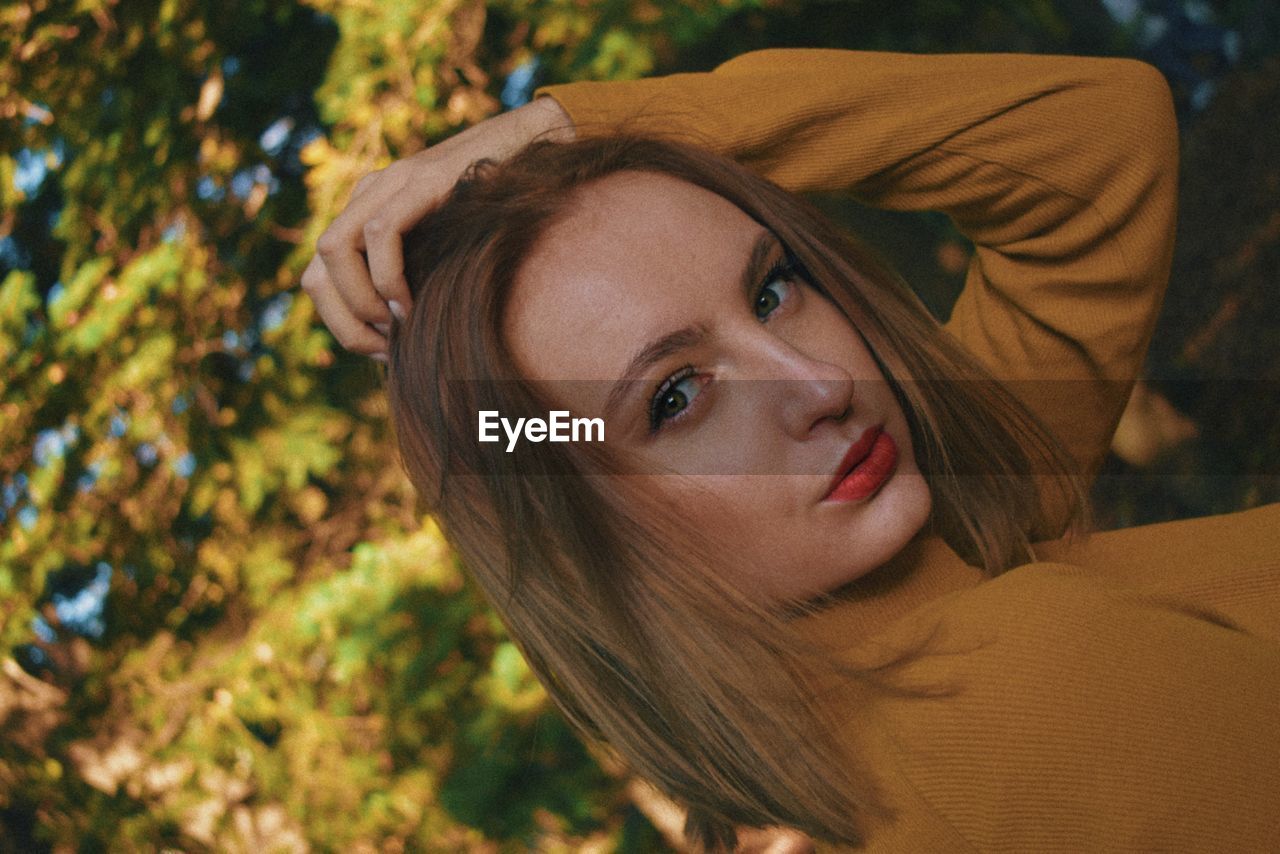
[305,50,1177,486]
[538,49,1179,486]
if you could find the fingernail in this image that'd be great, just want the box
[373,321,390,336]
[388,300,407,322]
[372,352,389,365]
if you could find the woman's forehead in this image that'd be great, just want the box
[502,171,766,384]
[538,170,758,265]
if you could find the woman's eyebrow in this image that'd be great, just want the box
[600,230,778,421]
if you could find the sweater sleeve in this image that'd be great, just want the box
[536,50,1179,483]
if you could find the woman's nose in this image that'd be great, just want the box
[739,334,855,438]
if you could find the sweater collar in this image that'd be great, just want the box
[788,535,988,649]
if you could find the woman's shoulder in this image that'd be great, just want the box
[1031,501,1280,638]
[880,501,1280,653]
[848,541,1280,851]
[1037,500,1280,570]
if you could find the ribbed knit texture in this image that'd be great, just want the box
[539,51,1280,852]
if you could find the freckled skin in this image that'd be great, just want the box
[503,172,932,602]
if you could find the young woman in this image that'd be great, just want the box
[301,50,1280,851]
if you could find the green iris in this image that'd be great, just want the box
[659,387,688,419]
[754,280,787,319]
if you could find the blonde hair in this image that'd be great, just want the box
[386,136,1084,848]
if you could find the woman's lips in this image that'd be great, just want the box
[824,428,899,503]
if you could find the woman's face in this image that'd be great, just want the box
[503,172,931,601]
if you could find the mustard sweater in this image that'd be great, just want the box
[539,51,1280,851]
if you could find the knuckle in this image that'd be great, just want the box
[299,268,321,293]
[314,237,335,258]
[315,230,343,256]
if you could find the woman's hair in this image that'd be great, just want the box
[385,134,1084,848]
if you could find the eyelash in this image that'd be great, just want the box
[646,255,801,433]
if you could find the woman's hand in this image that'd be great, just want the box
[300,96,574,361]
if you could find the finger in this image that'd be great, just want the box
[351,167,384,199]
[301,258,388,356]
[314,225,392,326]
[364,216,414,309]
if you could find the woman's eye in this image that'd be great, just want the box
[754,277,791,320]
[650,371,705,431]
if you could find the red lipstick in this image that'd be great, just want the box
[824,426,898,503]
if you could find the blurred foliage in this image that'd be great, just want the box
[1092,52,1280,528]
[0,0,1275,850]
[0,0,733,848]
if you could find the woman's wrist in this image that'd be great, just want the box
[430,95,574,170]
[524,94,575,142]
